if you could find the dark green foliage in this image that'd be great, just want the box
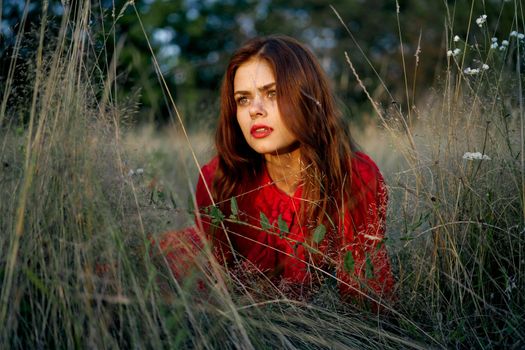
[312,223,326,243]
[277,214,289,238]
[209,205,225,224]
[343,251,355,274]
[260,211,271,232]
[229,197,238,218]
[365,253,374,280]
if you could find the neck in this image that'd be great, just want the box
[265,148,302,196]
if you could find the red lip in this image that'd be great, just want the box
[250,124,274,138]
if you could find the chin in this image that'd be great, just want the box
[247,139,299,156]
[251,146,277,155]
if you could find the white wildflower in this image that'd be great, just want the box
[453,35,460,42]
[482,64,489,70]
[462,152,491,160]
[447,48,461,57]
[510,31,518,37]
[501,40,509,46]
[127,169,135,177]
[491,37,498,43]
[476,14,487,28]
[136,168,144,175]
[463,67,480,75]
[518,33,525,40]
[490,42,499,49]
[499,45,506,51]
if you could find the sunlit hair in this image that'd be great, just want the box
[214,35,357,230]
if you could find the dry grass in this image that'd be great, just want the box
[1,1,524,348]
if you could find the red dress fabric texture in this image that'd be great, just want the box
[195,152,394,302]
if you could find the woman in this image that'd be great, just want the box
[161,35,393,305]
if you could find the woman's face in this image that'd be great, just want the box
[233,58,298,156]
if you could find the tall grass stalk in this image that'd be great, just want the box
[516,10,525,223]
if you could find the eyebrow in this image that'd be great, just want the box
[233,82,276,96]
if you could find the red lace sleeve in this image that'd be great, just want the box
[337,153,394,306]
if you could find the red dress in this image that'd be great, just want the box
[193,152,394,302]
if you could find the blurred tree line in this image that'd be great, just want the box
[0,0,517,128]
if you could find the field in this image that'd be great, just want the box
[1,1,524,348]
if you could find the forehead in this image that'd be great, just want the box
[233,58,275,90]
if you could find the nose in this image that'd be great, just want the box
[249,94,266,119]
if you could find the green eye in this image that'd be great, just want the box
[237,96,249,106]
[267,90,277,99]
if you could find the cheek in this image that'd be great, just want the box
[280,124,298,142]
[285,130,297,142]
[236,113,250,135]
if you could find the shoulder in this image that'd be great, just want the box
[347,153,388,227]
[348,151,387,205]
[350,151,383,184]
[196,156,219,207]
[201,156,219,173]
[199,156,219,185]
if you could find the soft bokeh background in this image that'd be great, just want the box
[1,0,517,124]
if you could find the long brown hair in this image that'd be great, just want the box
[214,35,357,229]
